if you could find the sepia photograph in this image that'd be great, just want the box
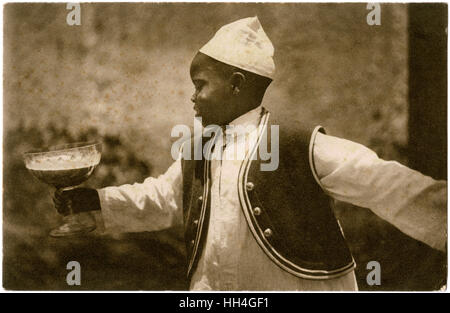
[2,2,447,292]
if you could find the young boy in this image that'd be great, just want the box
[54,17,447,291]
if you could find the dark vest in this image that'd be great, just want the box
[181,108,355,281]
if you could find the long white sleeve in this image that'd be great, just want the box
[98,157,183,233]
[313,132,447,252]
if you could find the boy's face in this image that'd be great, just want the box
[189,53,235,127]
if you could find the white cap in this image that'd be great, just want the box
[199,16,275,79]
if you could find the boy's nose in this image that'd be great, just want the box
[191,93,196,103]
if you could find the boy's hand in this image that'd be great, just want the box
[53,188,101,216]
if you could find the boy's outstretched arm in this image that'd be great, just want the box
[54,157,183,234]
[312,132,447,252]
[98,157,183,233]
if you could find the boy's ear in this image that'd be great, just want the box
[230,72,246,90]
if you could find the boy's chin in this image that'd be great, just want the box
[194,115,221,128]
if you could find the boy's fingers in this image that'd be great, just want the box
[54,200,70,216]
[54,189,72,203]
[51,190,71,216]
[53,197,61,206]
[54,189,64,199]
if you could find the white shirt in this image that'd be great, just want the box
[98,107,447,290]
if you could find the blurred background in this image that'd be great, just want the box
[3,3,446,290]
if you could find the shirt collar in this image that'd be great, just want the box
[225,105,263,137]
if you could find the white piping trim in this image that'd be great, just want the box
[187,136,214,276]
[309,125,327,191]
[309,127,356,267]
[238,118,355,279]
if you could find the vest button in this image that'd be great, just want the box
[198,196,203,202]
[193,219,199,226]
[246,182,255,191]
[264,228,273,238]
[190,240,195,246]
[253,207,261,216]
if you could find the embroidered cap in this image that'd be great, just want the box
[199,16,275,79]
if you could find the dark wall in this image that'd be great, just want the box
[408,4,447,180]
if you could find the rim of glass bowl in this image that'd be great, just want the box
[23,141,102,157]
